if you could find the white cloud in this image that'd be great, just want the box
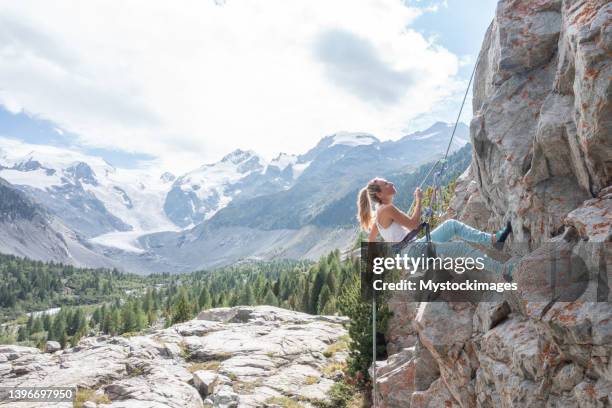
[0,0,464,172]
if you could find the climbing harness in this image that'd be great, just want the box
[370,56,480,408]
[390,222,430,252]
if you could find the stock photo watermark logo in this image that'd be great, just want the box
[360,241,610,304]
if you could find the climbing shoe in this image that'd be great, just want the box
[495,221,513,244]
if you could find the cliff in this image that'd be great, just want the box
[472,0,611,244]
[377,1,611,407]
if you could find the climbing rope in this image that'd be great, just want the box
[372,296,377,407]
[418,57,479,191]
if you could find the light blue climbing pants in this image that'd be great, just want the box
[403,219,505,274]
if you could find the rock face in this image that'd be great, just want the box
[445,165,491,232]
[377,226,612,406]
[0,306,348,408]
[377,1,612,407]
[470,0,611,244]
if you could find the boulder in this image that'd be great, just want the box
[164,342,183,359]
[565,189,612,242]
[385,296,419,355]
[411,378,458,408]
[193,370,218,397]
[413,302,478,407]
[211,385,239,408]
[0,345,40,361]
[375,345,439,408]
[44,341,61,353]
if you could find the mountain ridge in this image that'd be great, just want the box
[0,177,118,269]
[0,122,470,273]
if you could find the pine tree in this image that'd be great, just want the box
[102,311,113,335]
[229,292,239,307]
[51,314,66,341]
[172,290,191,324]
[263,289,278,306]
[134,303,147,331]
[321,298,337,315]
[317,286,331,314]
[31,316,44,334]
[301,281,311,312]
[240,285,255,306]
[337,272,390,383]
[310,267,327,313]
[17,325,28,342]
[146,309,157,326]
[26,313,34,332]
[70,332,80,347]
[59,330,68,349]
[91,308,101,327]
[42,313,52,333]
[198,287,211,309]
[70,309,84,336]
[326,269,338,294]
[122,305,136,333]
[110,309,121,336]
[143,289,153,314]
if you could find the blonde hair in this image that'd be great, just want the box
[357,179,382,231]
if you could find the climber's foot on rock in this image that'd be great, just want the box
[493,221,513,250]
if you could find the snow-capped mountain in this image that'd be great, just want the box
[329,132,378,147]
[0,122,469,272]
[267,152,314,181]
[0,177,117,268]
[0,138,178,250]
[163,147,325,228]
[205,123,467,231]
[165,149,288,227]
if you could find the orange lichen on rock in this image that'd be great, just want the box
[572,4,599,26]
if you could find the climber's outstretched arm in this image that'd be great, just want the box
[389,206,419,231]
[411,188,422,221]
[389,188,422,231]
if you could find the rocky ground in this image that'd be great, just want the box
[0,306,349,408]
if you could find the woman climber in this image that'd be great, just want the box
[357,178,514,280]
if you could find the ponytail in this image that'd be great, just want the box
[358,188,372,231]
[357,179,382,231]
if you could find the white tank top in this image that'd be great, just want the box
[375,206,410,242]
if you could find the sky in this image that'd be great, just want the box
[0,0,497,173]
